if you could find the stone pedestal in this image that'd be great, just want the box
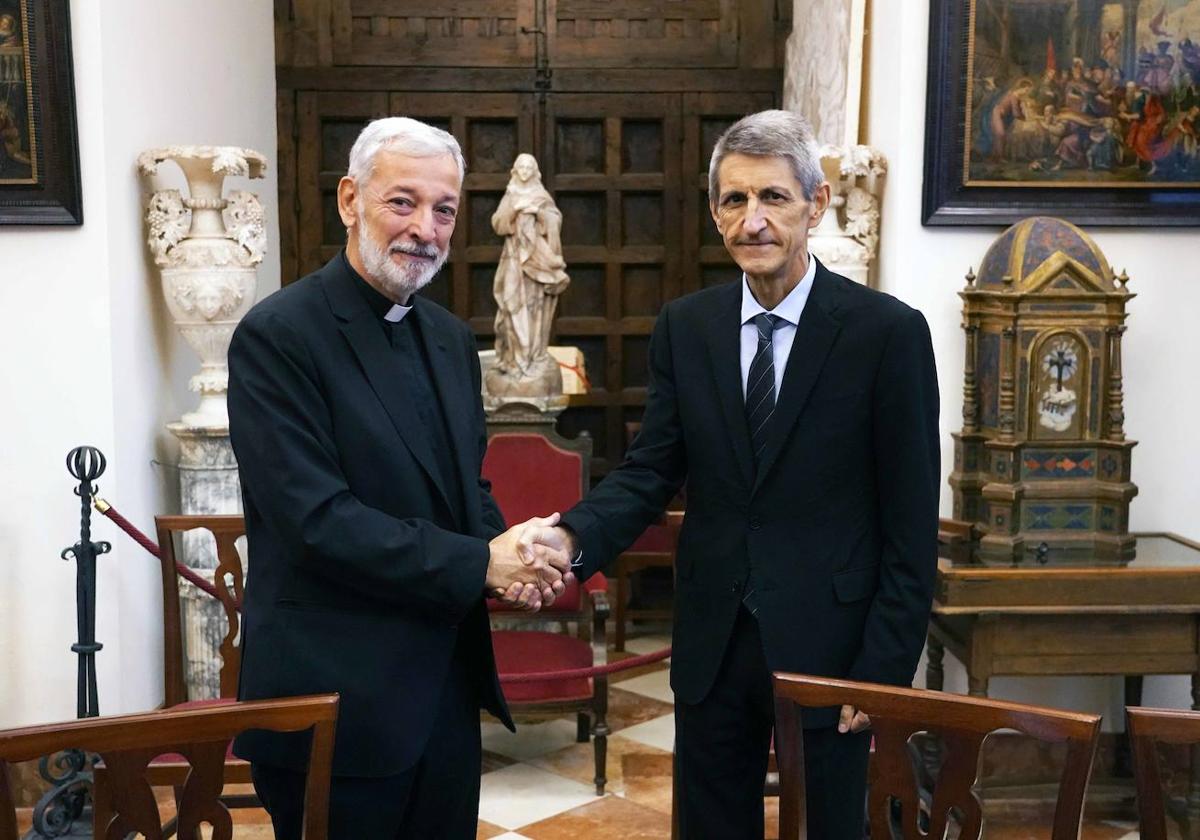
[483,398,568,436]
[168,424,242,700]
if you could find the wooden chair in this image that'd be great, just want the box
[1127,705,1200,840]
[482,431,613,794]
[0,695,338,840]
[772,673,1102,840]
[94,514,256,834]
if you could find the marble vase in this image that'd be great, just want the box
[139,146,267,430]
[140,146,266,699]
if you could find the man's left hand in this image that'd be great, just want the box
[838,704,870,734]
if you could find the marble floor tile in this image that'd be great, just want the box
[478,762,601,830]
[483,748,520,773]
[618,750,676,816]
[477,819,510,839]
[482,716,584,761]
[530,731,671,794]
[623,633,673,658]
[615,667,675,704]
[607,687,675,733]
[518,793,672,839]
[618,713,676,753]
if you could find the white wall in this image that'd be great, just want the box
[864,0,1200,724]
[0,0,278,729]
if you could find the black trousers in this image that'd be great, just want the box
[675,606,871,839]
[251,640,482,840]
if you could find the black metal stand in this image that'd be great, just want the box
[24,447,111,839]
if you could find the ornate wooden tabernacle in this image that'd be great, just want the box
[949,216,1137,565]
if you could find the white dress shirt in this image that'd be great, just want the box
[739,255,816,399]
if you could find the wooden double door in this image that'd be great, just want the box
[276,1,787,475]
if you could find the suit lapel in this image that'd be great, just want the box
[752,261,844,494]
[322,264,454,515]
[413,298,477,524]
[705,281,755,492]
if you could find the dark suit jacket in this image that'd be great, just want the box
[561,260,940,727]
[227,253,511,777]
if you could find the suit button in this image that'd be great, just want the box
[749,517,761,530]
[731,580,742,593]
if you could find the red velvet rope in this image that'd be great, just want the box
[498,645,671,683]
[94,499,224,602]
[97,498,674,683]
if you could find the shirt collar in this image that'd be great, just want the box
[740,254,817,326]
[342,249,414,323]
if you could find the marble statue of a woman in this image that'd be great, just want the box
[485,153,571,402]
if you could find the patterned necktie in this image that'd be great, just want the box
[745,312,784,467]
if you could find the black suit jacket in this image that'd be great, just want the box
[227,254,511,777]
[561,260,940,727]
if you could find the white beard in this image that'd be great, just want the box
[356,214,449,303]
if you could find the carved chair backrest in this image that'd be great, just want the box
[155,515,248,706]
[772,673,1101,840]
[1126,706,1200,840]
[0,695,338,840]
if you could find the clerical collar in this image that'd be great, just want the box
[342,249,414,323]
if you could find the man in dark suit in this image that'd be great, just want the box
[546,110,940,837]
[227,117,572,839]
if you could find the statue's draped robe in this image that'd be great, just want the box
[491,183,570,375]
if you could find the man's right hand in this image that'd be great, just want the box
[486,513,575,611]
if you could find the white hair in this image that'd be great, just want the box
[347,117,466,184]
[708,110,824,201]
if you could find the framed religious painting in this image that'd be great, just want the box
[923,0,1200,226]
[0,0,81,225]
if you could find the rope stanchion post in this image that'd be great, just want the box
[25,447,113,839]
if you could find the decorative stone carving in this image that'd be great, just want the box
[809,144,887,285]
[485,154,571,413]
[139,146,267,429]
[784,0,866,148]
[139,146,264,700]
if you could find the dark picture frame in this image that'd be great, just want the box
[0,0,81,225]
[923,0,1200,227]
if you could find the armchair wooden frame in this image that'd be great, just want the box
[1127,705,1200,840]
[93,514,255,836]
[0,695,338,840]
[772,673,1102,840]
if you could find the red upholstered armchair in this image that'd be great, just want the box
[481,431,612,794]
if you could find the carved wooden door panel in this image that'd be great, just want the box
[539,93,682,475]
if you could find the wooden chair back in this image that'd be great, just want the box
[156,515,247,706]
[0,695,338,840]
[772,673,1102,840]
[1127,705,1200,840]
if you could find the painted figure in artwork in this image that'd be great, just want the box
[0,14,18,47]
[486,153,571,399]
[967,0,1200,184]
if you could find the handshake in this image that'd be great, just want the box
[485,512,579,611]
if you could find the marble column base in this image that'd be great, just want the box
[167,422,242,701]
